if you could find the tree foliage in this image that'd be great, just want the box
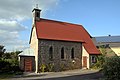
[103,56,120,80]
[0,45,6,58]
[0,45,23,73]
[91,45,107,69]
[91,45,117,69]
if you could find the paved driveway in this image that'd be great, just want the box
[10,69,103,80]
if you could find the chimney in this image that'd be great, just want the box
[32,8,41,23]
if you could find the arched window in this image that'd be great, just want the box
[71,48,74,59]
[61,47,64,59]
[49,46,53,60]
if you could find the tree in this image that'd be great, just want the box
[91,44,117,69]
[91,45,108,69]
[0,45,6,58]
[2,52,11,59]
[0,45,23,73]
[103,56,120,80]
[97,45,107,67]
[2,51,22,66]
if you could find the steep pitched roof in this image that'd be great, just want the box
[34,18,100,54]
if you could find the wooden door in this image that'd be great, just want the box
[24,58,32,72]
[83,56,87,68]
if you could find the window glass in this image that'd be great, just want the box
[91,56,96,63]
[49,46,53,60]
[61,47,64,59]
[71,48,74,59]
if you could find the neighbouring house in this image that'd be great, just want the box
[92,35,120,57]
[19,8,100,73]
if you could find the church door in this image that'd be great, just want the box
[83,56,87,68]
[24,58,32,72]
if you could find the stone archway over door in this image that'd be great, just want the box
[83,56,87,68]
[24,58,32,72]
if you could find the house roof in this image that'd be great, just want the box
[95,36,120,43]
[34,18,100,54]
[18,48,34,56]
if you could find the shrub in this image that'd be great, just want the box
[0,60,11,73]
[91,55,107,69]
[102,56,120,80]
[59,63,66,71]
[0,59,23,74]
[60,63,70,71]
[40,64,46,72]
[47,63,54,72]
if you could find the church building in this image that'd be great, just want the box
[19,8,100,73]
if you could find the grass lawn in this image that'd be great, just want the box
[0,72,23,80]
[0,73,15,80]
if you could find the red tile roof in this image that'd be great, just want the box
[35,18,100,54]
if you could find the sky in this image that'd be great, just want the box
[0,0,120,52]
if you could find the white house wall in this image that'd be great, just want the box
[111,47,120,56]
[109,43,120,56]
[82,46,90,69]
[30,26,38,73]
[97,42,120,56]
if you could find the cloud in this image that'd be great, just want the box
[0,0,59,20]
[37,0,59,9]
[0,30,19,41]
[0,19,27,42]
[0,19,27,31]
[0,30,28,52]
[0,0,31,20]
[0,29,29,52]
[0,0,60,52]
[4,40,29,52]
[0,20,27,51]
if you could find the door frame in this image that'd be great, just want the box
[83,56,87,68]
[24,58,32,72]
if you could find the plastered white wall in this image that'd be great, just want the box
[30,26,38,73]
[111,47,120,56]
[82,46,90,69]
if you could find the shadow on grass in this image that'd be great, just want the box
[0,73,15,79]
[0,71,23,79]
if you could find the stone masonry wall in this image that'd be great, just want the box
[38,39,82,72]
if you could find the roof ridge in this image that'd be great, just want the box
[40,18,83,26]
